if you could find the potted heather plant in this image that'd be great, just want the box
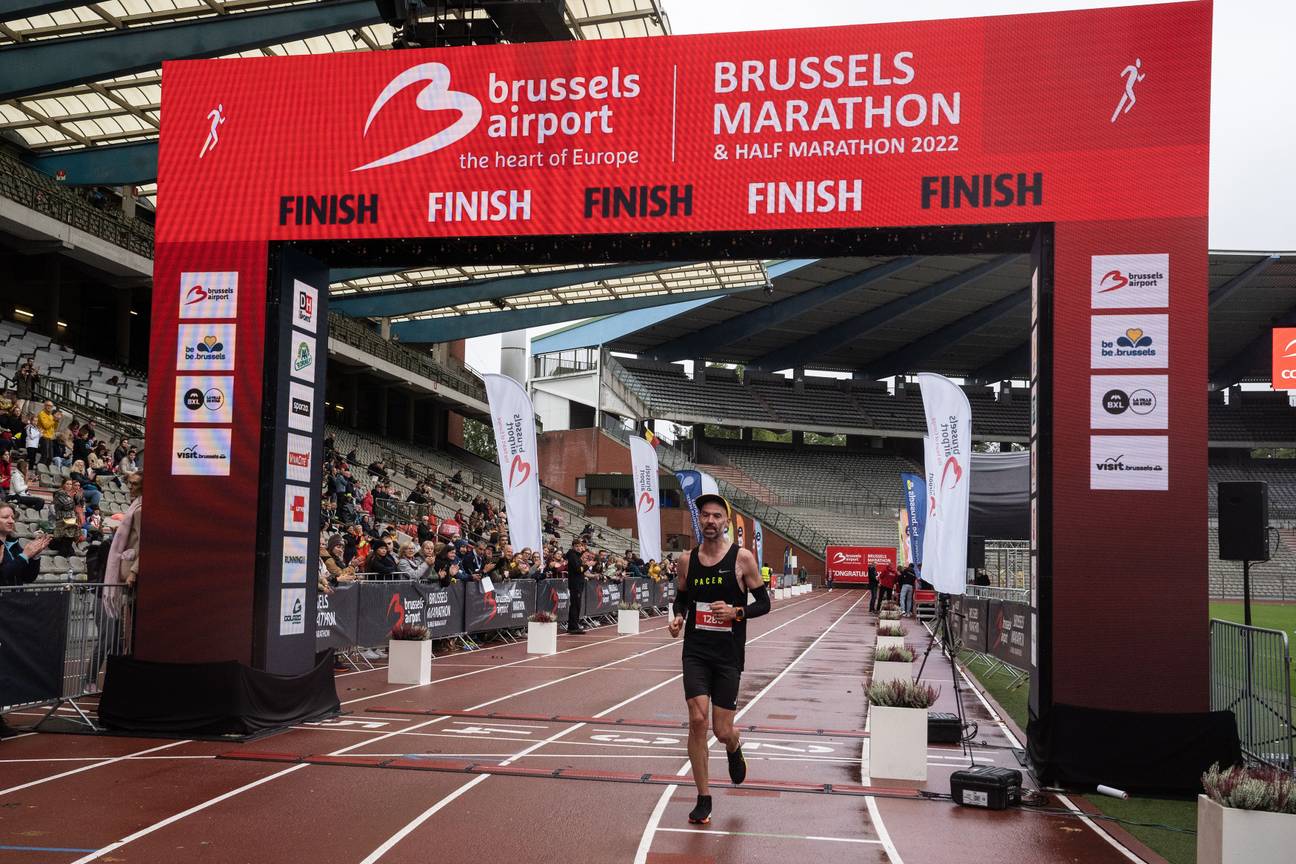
[867,678,940,781]
[872,644,915,685]
[387,622,432,685]
[1198,763,1296,864]
[527,610,559,655]
[879,608,902,621]
[876,621,906,652]
[617,600,642,635]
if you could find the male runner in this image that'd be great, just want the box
[667,493,770,825]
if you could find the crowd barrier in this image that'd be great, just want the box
[317,576,677,658]
[951,594,1034,687]
[1210,619,1293,771]
[0,582,133,730]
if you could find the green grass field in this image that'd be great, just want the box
[958,600,1296,864]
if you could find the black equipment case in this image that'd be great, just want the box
[950,765,1023,810]
[927,711,962,744]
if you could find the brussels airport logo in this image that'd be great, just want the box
[1097,271,1129,294]
[831,551,863,565]
[355,62,482,172]
[179,273,238,319]
[940,455,963,490]
[638,491,656,513]
[508,454,532,488]
[386,593,405,627]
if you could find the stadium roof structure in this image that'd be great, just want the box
[0,0,671,204]
[532,251,1296,388]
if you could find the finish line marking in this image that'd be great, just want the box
[656,828,882,845]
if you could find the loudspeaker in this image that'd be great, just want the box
[1218,482,1269,562]
[967,535,986,569]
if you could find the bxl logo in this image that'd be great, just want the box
[355,63,481,172]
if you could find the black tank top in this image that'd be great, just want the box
[682,543,747,670]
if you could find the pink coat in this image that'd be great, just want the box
[102,496,141,619]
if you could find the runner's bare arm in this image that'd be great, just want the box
[669,551,691,638]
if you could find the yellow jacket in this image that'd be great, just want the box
[37,410,57,440]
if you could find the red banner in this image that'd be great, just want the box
[825,546,896,584]
[157,2,1208,243]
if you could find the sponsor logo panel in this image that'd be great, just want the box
[285,432,313,484]
[293,280,318,334]
[288,329,317,383]
[179,271,238,319]
[281,536,309,584]
[287,381,314,432]
[1090,374,1168,430]
[283,483,312,534]
[1090,314,1169,369]
[279,588,306,636]
[1274,327,1296,390]
[173,374,234,423]
[176,323,237,371]
[1090,253,1169,309]
[170,427,232,476]
[1090,435,1169,491]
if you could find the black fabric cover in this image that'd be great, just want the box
[98,650,340,736]
[969,451,1029,540]
[1028,702,1242,793]
[0,590,69,706]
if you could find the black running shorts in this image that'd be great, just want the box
[682,654,741,711]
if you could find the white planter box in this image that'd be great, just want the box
[527,620,558,655]
[387,639,432,685]
[876,635,907,652]
[617,608,641,635]
[869,705,928,781]
[776,588,788,600]
[1198,794,1296,864]
[872,659,913,685]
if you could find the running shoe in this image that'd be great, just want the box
[688,794,712,825]
[727,744,747,785]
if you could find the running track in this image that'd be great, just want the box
[0,590,1154,863]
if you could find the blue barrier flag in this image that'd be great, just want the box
[675,469,704,542]
[901,472,927,566]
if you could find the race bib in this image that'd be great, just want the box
[694,602,732,633]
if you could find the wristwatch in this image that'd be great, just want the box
[733,606,745,623]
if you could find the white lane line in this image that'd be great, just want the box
[634,593,865,864]
[357,774,490,864]
[342,595,820,708]
[0,739,189,797]
[657,827,883,845]
[861,733,904,864]
[362,593,843,864]
[68,591,830,864]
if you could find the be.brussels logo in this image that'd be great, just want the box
[1092,314,1168,369]
[1090,435,1168,491]
[1090,253,1169,310]
[170,428,232,477]
[1090,375,1168,430]
[1274,327,1296,391]
[179,272,238,319]
[293,280,319,334]
[176,324,236,371]
[173,375,234,424]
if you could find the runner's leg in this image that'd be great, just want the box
[686,694,711,794]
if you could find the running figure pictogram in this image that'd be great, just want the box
[1111,59,1145,123]
[200,104,226,159]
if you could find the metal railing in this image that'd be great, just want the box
[0,582,134,731]
[0,369,145,441]
[964,585,1031,603]
[1210,619,1294,772]
[0,149,155,259]
[327,312,488,405]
